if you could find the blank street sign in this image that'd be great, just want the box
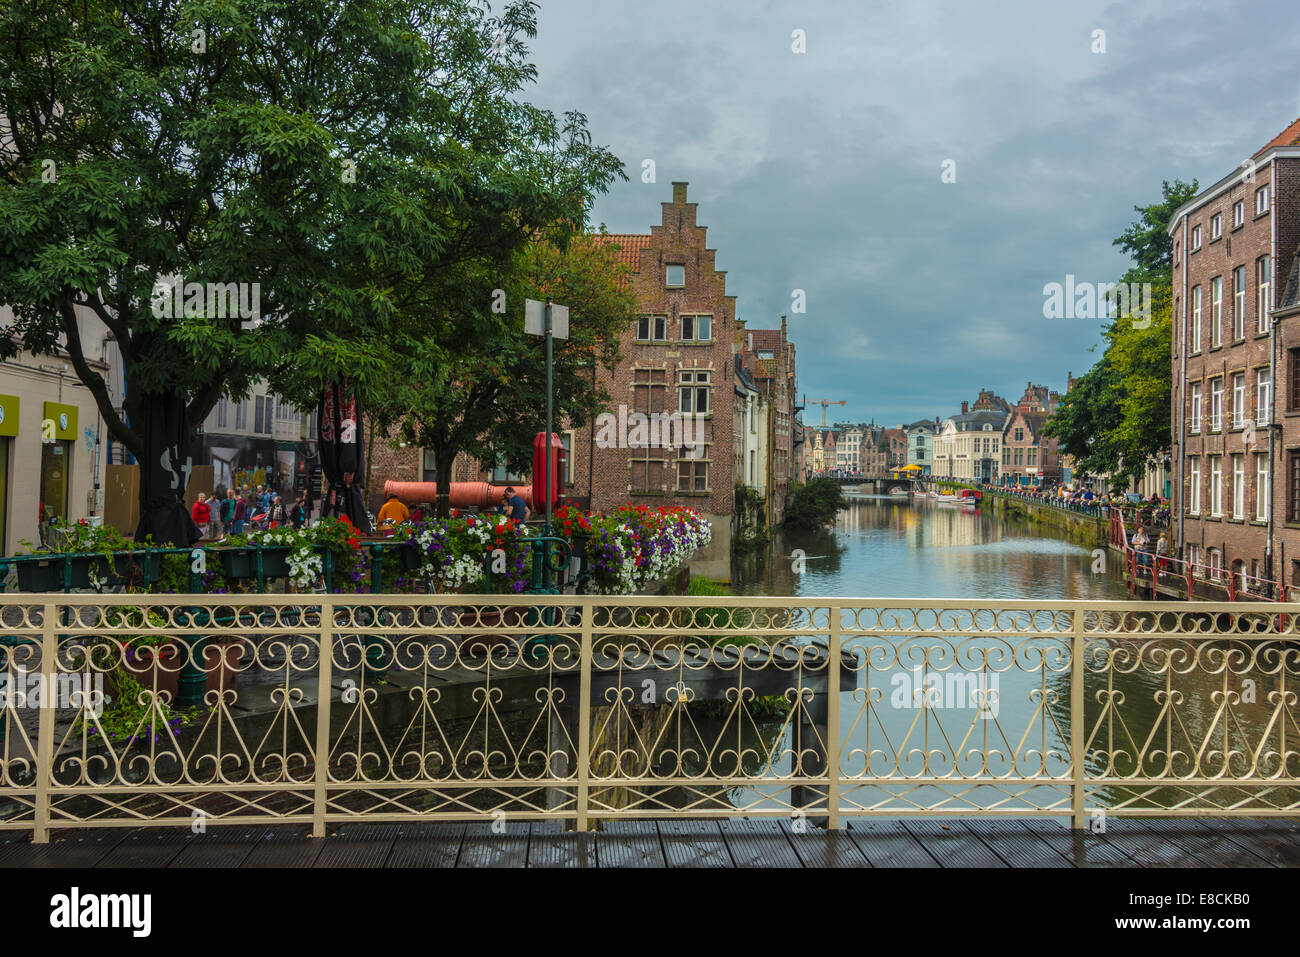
[525,299,569,339]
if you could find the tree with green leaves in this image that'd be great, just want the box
[1045,179,1196,485]
[373,230,636,519]
[0,0,618,541]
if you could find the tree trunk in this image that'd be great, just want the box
[133,388,202,546]
[435,444,455,520]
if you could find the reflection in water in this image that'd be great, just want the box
[721,494,1299,813]
[731,493,1132,601]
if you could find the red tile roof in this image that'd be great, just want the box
[593,233,651,273]
[747,329,782,351]
[1255,116,1300,157]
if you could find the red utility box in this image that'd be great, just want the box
[532,432,565,511]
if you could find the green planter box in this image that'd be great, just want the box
[15,554,162,592]
[217,547,292,580]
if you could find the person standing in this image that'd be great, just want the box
[268,494,288,528]
[207,491,224,539]
[191,494,211,537]
[290,493,307,530]
[232,492,247,534]
[221,489,236,535]
[1131,525,1151,570]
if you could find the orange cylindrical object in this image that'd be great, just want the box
[383,481,533,509]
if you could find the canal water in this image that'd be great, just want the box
[716,493,1286,815]
[729,492,1129,600]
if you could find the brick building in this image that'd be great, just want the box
[563,182,741,574]
[1170,116,1300,592]
[735,319,798,524]
[365,183,798,575]
[1000,382,1063,487]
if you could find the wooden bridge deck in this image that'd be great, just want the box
[3,817,1297,868]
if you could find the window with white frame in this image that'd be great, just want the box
[1233,200,1245,227]
[678,369,711,414]
[1211,276,1223,346]
[1191,285,1202,350]
[1232,454,1244,519]
[1233,266,1246,339]
[1190,382,1202,433]
[1210,378,1223,431]
[665,264,685,288]
[1192,224,1202,250]
[680,314,712,342]
[1258,256,1271,332]
[1258,368,1271,425]
[1232,372,1246,428]
[1257,452,1271,521]
[1211,213,1223,239]
[1190,458,1201,515]
[1257,185,1270,215]
[1210,455,1223,516]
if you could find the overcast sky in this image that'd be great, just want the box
[525,0,1300,427]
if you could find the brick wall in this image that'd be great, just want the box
[1172,155,1300,588]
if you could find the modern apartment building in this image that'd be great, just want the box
[1169,117,1300,592]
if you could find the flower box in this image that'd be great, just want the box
[16,553,162,592]
[399,539,424,571]
[217,546,292,580]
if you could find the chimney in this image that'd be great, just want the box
[747,332,753,351]
[961,401,969,414]
[672,181,688,204]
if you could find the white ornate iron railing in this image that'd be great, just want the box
[1,595,1297,841]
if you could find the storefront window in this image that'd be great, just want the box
[40,439,72,530]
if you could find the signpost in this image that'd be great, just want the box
[524,298,568,534]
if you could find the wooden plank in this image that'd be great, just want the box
[1195,819,1300,868]
[658,819,733,868]
[593,819,666,868]
[855,819,948,867]
[383,821,465,868]
[783,820,871,868]
[1094,819,1206,868]
[527,821,596,868]
[717,818,802,868]
[313,823,401,868]
[241,825,326,868]
[0,827,129,868]
[96,827,194,868]
[457,821,529,868]
[961,819,1073,868]
[1140,819,1277,868]
[168,825,268,868]
[1018,820,1135,868]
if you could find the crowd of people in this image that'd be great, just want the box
[190,484,309,539]
[189,482,537,540]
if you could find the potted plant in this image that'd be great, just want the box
[215,528,296,582]
[16,522,162,592]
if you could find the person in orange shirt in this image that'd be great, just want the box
[376,493,410,529]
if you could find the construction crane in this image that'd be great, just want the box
[803,396,847,430]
